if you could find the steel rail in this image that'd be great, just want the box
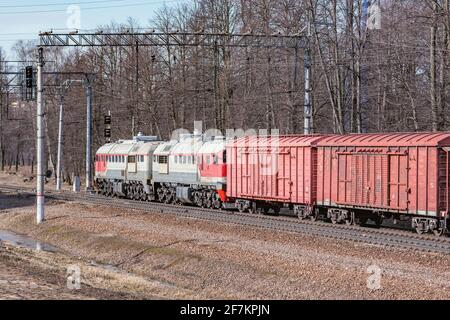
[0,184,449,254]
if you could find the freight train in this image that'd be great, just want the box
[94,132,450,237]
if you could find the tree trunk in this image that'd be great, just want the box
[430,1,439,131]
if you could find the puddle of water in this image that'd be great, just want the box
[0,230,58,253]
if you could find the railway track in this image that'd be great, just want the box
[1,184,449,255]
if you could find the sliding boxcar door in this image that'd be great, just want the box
[388,155,409,210]
[338,154,352,204]
[438,149,450,215]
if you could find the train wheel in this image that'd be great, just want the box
[345,212,355,226]
[236,202,245,213]
[310,209,319,222]
[358,217,368,227]
[248,203,257,215]
[433,228,445,237]
[295,206,307,220]
[204,193,213,209]
[374,216,383,228]
[171,189,178,205]
[157,188,165,203]
[101,183,107,196]
[415,227,427,235]
[130,185,134,199]
[212,194,222,210]
[133,185,140,200]
[164,188,173,204]
[96,183,102,195]
[273,207,281,216]
[140,188,148,201]
[195,192,203,208]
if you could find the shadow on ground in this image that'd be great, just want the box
[0,193,35,210]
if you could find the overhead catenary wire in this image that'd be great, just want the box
[0,0,185,15]
[0,0,129,8]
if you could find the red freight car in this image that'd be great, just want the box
[227,135,327,215]
[315,133,450,235]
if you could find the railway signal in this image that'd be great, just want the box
[24,66,35,101]
[25,66,33,88]
[104,113,111,142]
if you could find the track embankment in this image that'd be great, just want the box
[0,184,449,299]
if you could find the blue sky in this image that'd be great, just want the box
[0,0,184,58]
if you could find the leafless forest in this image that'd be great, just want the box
[0,0,449,183]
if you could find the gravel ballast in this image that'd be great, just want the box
[0,190,448,300]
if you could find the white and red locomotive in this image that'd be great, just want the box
[94,132,228,207]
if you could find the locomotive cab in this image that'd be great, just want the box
[94,134,160,199]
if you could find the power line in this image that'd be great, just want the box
[0,0,184,15]
[0,0,128,8]
[0,39,35,42]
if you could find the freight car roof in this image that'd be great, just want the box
[317,132,450,147]
[229,135,328,147]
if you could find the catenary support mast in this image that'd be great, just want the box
[36,47,45,224]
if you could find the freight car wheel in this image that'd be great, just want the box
[345,212,355,226]
[415,227,427,235]
[310,209,320,222]
[373,216,383,228]
[358,217,368,227]
[257,207,265,215]
[273,207,281,216]
[248,203,257,215]
[433,228,445,237]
